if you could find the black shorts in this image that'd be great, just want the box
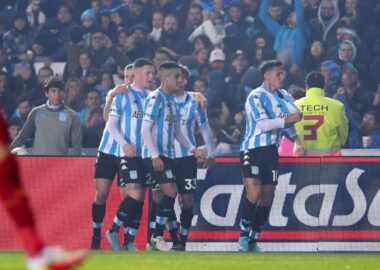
[118,157,151,187]
[240,145,279,185]
[143,156,175,186]
[94,152,119,181]
[172,156,197,194]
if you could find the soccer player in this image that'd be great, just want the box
[294,71,348,156]
[159,65,216,251]
[104,58,156,251]
[91,64,137,250]
[0,112,86,270]
[142,61,197,251]
[239,60,304,252]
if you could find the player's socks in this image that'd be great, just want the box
[110,197,138,232]
[179,207,193,246]
[240,198,257,237]
[0,155,44,256]
[148,201,157,242]
[251,206,270,231]
[125,200,144,244]
[92,202,105,237]
[154,195,175,237]
[167,211,179,245]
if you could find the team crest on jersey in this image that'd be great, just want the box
[129,170,138,179]
[256,103,261,109]
[251,166,259,175]
[180,107,187,115]
[165,170,173,179]
[58,112,68,122]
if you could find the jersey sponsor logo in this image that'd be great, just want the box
[251,166,259,175]
[132,111,144,119]
[165,114,178,123]
[165,169,174,179]
[278,112,292,119]
[59,112,68,122]
[129,170,138,179]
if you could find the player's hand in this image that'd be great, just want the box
[285,111,302,124]
[152,157,164,171]
[109,84,129,97]
[122,144,135,158]
[295,144,306,156]
[190,92,207,110]
[203,157,215,168]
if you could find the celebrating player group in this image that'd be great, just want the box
[90,59,304,252]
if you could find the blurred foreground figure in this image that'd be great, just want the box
[0,112,86,270]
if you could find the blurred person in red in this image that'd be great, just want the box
[0,110,86,270]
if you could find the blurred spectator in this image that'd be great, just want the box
[57,4,79,43]
[99,10,117,42]
[79,88,102,124]
[125,23,157,61]
[64,77,85,112]
[194,48,210,78]
[149,10,164,42]
[81,8,99,37]
[11,76,82,155]
[119,0,150,29]
[86,30,115,72]
[184,3,204,37]
[304,0,320,22]
[7,118,22,143]
[188,13,226,47]
[320,60,340,97]
[225,2,253,53]
[309,0,340,48]
[193,77,209,96]
[3,12,35,66]
[224,50,249,114]
[10,95,32,127]
[26,0,46,28]
[209,48,226,71]
[12,61,38,102]
[227,111,245,144]
[335,63,373,123]
[304,39,326,72]
[260,0,309,68]
[158,14,192,57]
[83,67,100,93]
[82,107,105,147]
[349,111,380,148]
[153,48,171,69]
[95,70,115,101]
[0,48,9,73]
[267,0,289,24]
[0,71,15,117]
[191,35,214,54]
[33,66,53,105]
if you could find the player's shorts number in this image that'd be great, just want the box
[184,179,196,190]
[303,115,324,140]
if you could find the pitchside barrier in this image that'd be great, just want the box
[0,157,379,252]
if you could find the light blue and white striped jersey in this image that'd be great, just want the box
[142,88,180,159]
[240,84,298,151]
[173,93,208,158]
[98,85,148,157]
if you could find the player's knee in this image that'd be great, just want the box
[95,191,109,204]
[179,194,193,209]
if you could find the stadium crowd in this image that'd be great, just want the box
[1,0,380,154]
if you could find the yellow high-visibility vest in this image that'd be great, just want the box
[294,87,348,156]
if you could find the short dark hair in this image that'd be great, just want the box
[179,65,189,79]
[259,60,283,76]
[43,76,65,92]
[158,61,180,72]
[288,84,305,100]
[133,58,153,69]
[124,63,134,71]
[305,71,325,89]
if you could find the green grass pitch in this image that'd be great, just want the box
[0,251,379,270]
